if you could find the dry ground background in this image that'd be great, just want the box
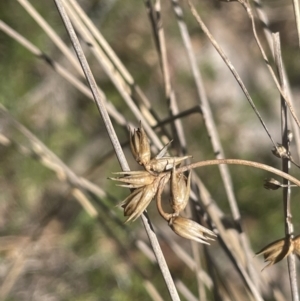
[0,0,300,300]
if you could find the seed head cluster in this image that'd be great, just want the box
[110,123,216,244]
[256,235,300,270]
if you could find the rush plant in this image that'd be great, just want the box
[1,0,300,300]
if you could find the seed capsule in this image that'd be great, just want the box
[170,164,191,215]
[271,143,289,159]
[256,236,294,270]
[130,123,151,166]
[109,171,157,188]
[169,216,216,244]
[118,177,160,222]
[264,178,282,190]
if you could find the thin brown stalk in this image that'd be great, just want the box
[17,0,162,151]
[94,200,167,301]
[53,1,180,300]
[146,0,187,153]
[66,0,157,123]
[252,0,300,161]
[186,0,277,148]
[236,0,300,130]
[171,0,258,287]
[75,5,176,151]
[61,0,164,151]
[53,0,128,170]
[136,239,204,301]
[178,159,300,187]
[274,33,299,301]
[149,3,204,298]
[66,0,133,84]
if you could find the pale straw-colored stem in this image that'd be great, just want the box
[177,159,300,187]
[274,33,299,301]
[53,1,180,300]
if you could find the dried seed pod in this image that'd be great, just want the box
[119,188,143,214]
[256,236,294,270]
[109,171,157,188]
[170,164,191,215]
[130,124,151,166]
[271,143,289,159]
[263,178,297,190]
[146,155,191,173]
[264,178,282,190]
[169,216,216,244]
[118,177,160,222]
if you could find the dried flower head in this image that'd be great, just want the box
[118,177,161,222]
[130,123,151,166]
[264,178,282,190]
[170,164,191,215]
[169,216,216,244]
[110,124,216,246]
[263,178,297,190]
[271,143,290,159]
[109,171,157,188]
[256,236,294,270]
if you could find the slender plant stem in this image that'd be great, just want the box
[147,0,187,154]
[237,0,300,130]
[252,0,300,175]
[17,0,83,75]
[177,159,300,187]
[171,0,258,287]
[53,0,128,171]
[274,33,299,301]
[66,0,158,123]
[53,1,180,300]
[186,0,277,149]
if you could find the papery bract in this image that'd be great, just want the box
[109,171,157,188]
[169,216,216,244]
[130,124,151,166]
[118,178,161,222]
[256,236,294,270]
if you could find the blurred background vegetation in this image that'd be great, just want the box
[0,0,300,300]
